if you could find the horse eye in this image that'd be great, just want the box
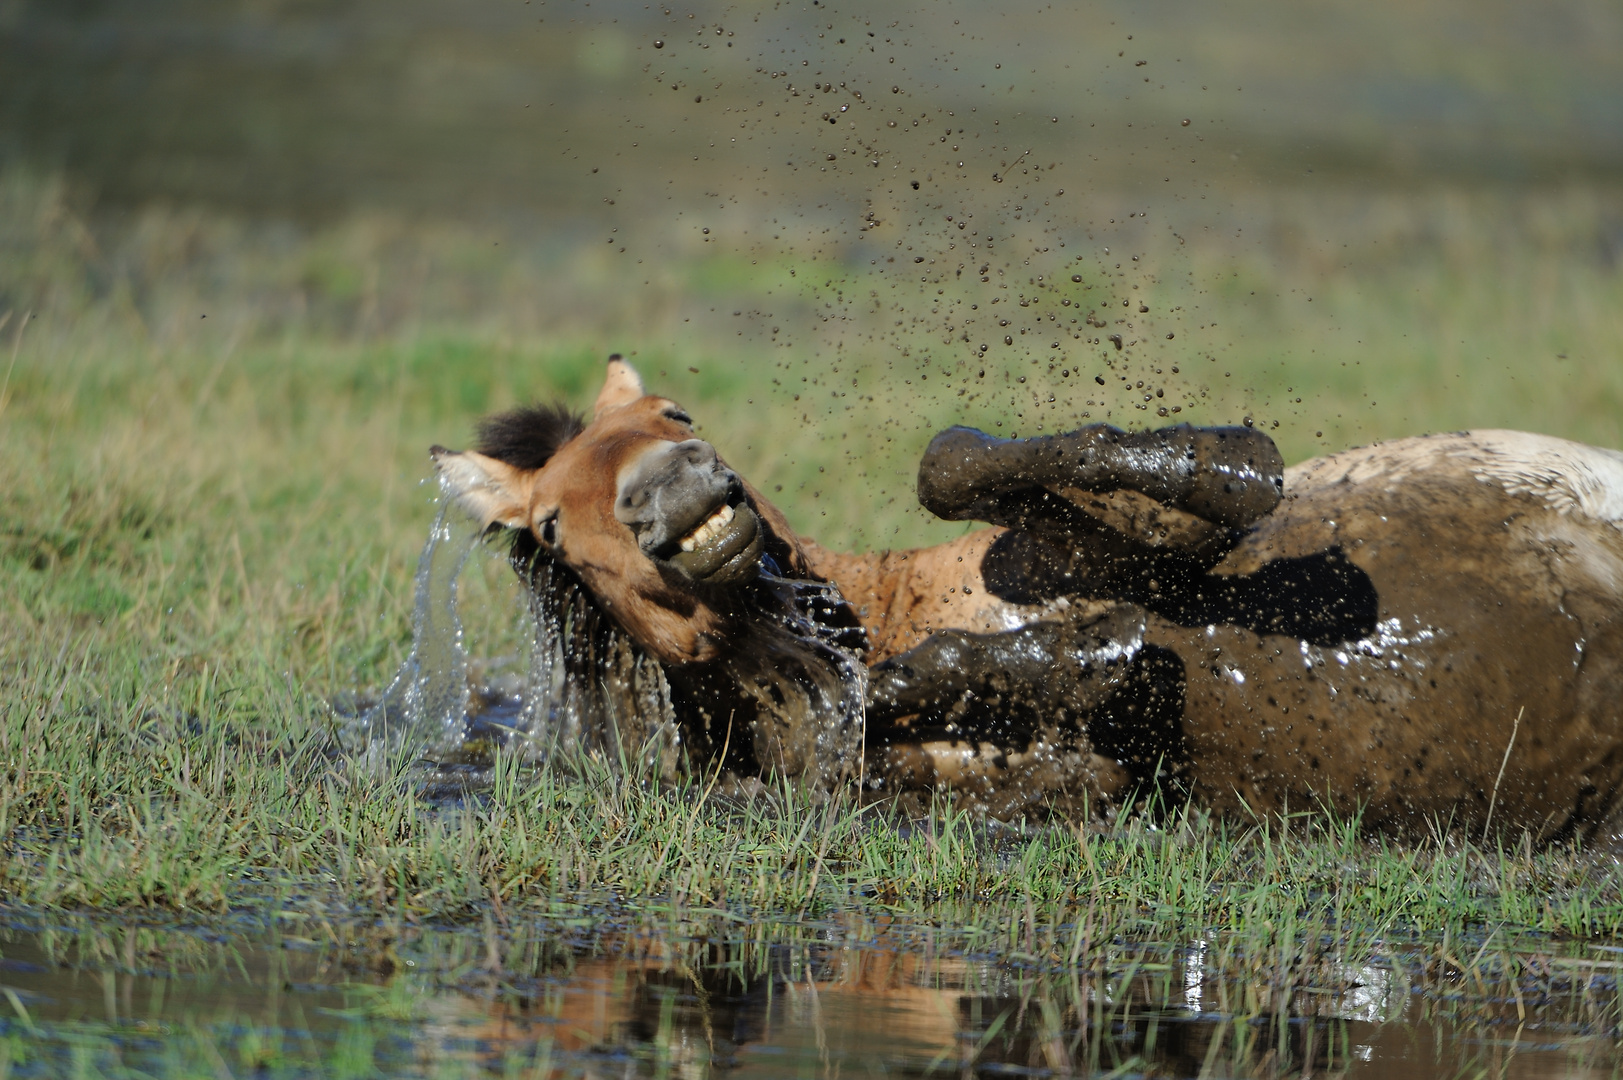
[538,517,559,547]
[663,408,693,426]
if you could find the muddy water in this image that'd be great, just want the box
[1,913,1618,1078]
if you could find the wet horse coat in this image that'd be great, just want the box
[433,359,1623,838]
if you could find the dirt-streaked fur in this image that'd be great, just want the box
[434,360,1623,838]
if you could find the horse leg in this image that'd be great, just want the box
[865,603,1148,726]
[917,422,1283,530]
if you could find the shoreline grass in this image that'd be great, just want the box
[6,632,1623,946]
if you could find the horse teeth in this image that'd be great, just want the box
[677,502,735,552]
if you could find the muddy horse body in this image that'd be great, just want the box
[433,359,1623,838]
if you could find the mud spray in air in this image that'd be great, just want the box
[336,1,1304,793]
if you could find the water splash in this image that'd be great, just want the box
[340,490,484,768]
[748,563,869,788]
[339,497,868,796]
[510,551,682,779]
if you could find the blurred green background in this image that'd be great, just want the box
[1,0,1621,681]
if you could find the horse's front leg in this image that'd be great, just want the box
[917,422,1283,531]
[865,603,1147,726]
[864,603,1152,819]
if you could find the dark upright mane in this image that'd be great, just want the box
[478,401,590,587]
[474,401,594,632]
[475,403,586,471]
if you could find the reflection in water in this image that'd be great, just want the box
[2,914,1620,1078]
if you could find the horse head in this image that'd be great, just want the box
[431,356,811,665]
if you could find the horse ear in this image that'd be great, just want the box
[593,354,645,414]
[430,447,531,529]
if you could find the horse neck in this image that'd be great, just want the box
[747,481,1007,661]
[799,530,1006,662]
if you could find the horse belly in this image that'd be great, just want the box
[1170,431,1623,838]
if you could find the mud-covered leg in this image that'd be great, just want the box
[917,422,1283,530]
[866,603,1148,726]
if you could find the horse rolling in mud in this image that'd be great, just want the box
[429,356,1623,839]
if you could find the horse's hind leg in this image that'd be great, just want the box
[917,422,1283,530]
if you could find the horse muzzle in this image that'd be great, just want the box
[615,439,764,586]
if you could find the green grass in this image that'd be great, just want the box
[3,166,1623,973]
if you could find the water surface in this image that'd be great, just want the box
[2,911,1618,1078]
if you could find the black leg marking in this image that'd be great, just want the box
[982,533,1378,648]
[1084,644,1189,794]
[918,422,1284,530]
[866,604,1148,728]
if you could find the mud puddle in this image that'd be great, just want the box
[0,910,1618,1078]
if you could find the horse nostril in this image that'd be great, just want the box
[676,439,718,467]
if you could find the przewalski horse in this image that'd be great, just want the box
[432,357,1623,839]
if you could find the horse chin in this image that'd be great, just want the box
[660,503,764,587]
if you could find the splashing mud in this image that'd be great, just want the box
[341,495,867,795]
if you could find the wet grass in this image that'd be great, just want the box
[6,658,1623,945]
